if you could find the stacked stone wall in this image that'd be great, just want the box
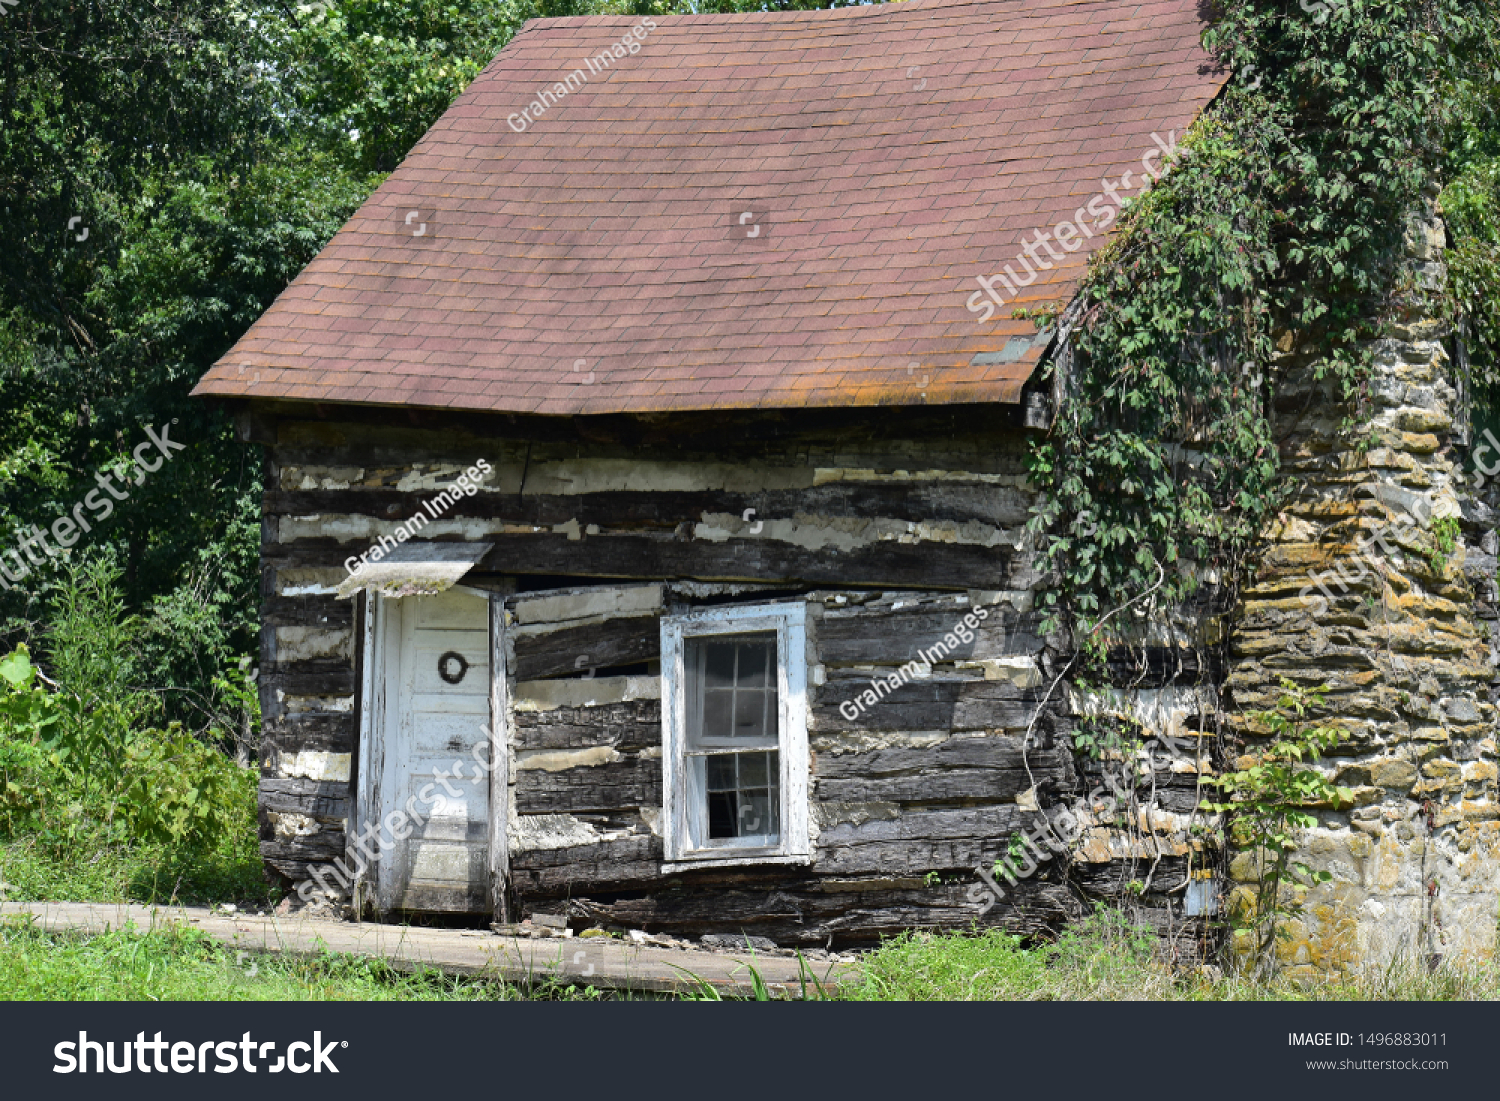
[1226,204,1500,970]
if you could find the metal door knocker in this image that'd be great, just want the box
[437,651,469,685]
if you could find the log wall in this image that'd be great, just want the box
[251,403,1213,946]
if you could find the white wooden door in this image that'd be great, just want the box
[372,587,495,912]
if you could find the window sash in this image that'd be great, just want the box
[685,633,778,750]
[660,604,809,866]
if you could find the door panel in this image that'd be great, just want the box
[376,587,493,912]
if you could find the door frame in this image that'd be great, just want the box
[351,586,510,917]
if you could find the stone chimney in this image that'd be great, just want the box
[1225,198,1500,972]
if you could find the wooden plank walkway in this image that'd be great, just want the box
[0,901,853,997]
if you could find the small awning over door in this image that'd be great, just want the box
[336,541,493,600]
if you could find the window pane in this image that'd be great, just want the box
[738,750,770,787]
[686,634,778,748]
[744,788,778,838]
[733,688,770,739]
[703,641,738,688]
[706,754,737,791]
[702,689,734,739]
[736,642,769,687]
[707,791,737,839]
[702,751,779,842]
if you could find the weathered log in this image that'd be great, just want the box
[515,757,663,814]
[1103,646,1224,688]
[814,805,1036,876]
[260,776,351,820]
[264,482,1032,530]
[262,712,356,758]
[512,700,662,751]
[560,878,1080,947]
[819,600,1043,665]
[508,834,664,892]
[260,401,1033,465]
[260,670,356,698]
[512,615,660,680]
[262,595,352,629]
[260,833,347,864]
[813,673,1063,732]
[263,533,1032,591]
[813,736,1072,804]
[817,734,1052,777]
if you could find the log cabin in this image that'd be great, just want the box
[197,0,1499,958]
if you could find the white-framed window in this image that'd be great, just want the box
[660,602,810,869]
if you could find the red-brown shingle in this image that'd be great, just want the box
[194,0,1226,415]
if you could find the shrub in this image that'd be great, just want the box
[0,555,255,856]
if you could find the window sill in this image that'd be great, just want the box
[662,852,813,873]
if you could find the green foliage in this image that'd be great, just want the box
[0,809,267,909]
[1201,679,1350,972]
[1445,156,1500,402]
[0,921,543,1001]
[1028,108,1282,640]
[0,559,254,855]
[261,0,538,175]
[1440,4,1500,402]
[1024,2,1499,969]
[3,0,897,742]
[845,910,1500,1001]
[1027,0,1500,647]
[0,647,62,833]
[1430,515,1461,574]
[0,0,361,734]
[0,0,906,915]
[847,906,1162,1001]
[7,913,1497,1001]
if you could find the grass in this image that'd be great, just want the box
[3,803,1496,1003]
[842,907,1500,1002]
[0,917,626,1001]
[4,900,1498,1001]
[0,819,273,910]
[2,761,1494,1004]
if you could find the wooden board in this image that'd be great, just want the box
[814,737,1074,804]
[818,598,1043,664]
[264,482,1033,530]
[511,615,660,680]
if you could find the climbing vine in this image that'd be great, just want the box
[1201,679,1351,972]
[1026,0,1500,647]
[1017,2,1500,955]
[1440,3,1500,406]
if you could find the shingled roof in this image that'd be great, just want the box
[194,0,1227,416]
